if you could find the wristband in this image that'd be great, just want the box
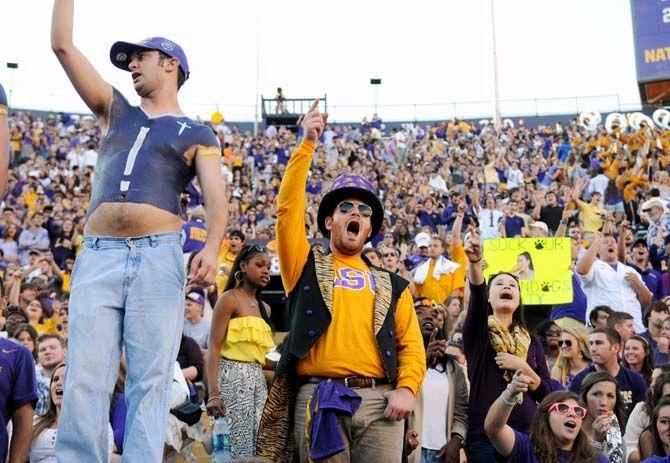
[468,258,482,264]
[207,396,222,404]
[499,392,517,407]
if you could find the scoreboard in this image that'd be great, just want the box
[631,0,670,103]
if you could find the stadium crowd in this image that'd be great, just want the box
[7,104,670,463]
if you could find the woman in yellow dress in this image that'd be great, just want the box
[206,244,274,459]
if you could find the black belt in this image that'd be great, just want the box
[299,376,389,389]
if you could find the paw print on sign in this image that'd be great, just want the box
[534,239,546,250]
[541,282,551,292]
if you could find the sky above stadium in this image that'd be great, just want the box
[2,0,640,122]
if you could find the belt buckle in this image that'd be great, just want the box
[343,376,355,388]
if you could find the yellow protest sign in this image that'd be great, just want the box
[483,238,573,305]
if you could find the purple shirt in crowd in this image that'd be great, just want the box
[110,392,127,454]
[0,338,37,462]
[503,430,609,463]
[640,329,669,365]
[463,282,551,444]
[569,364,647,416]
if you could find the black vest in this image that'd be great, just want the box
[278,248,410,382]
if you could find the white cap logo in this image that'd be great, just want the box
[161,40,175,52]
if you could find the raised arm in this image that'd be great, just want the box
[464,230,484,285]
[554,207,572,238]
[617,221,629,263]
[576,231,603,276]
[51,0,112,119]
[49,254,64,281]
[484,371,532,458]
[470,184,481,215]
[532,191,543,221]
[451,201,467,247]
[276,101,326,293]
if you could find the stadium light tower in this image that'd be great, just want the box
[253,7,261,136]
[490,0,502,129]
[370,78,381,115]
[6,62,18,101]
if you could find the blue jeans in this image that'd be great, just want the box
[421,448,442,463]
[467,440,498,463]
[56,233,185,463]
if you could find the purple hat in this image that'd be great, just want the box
[110,37,190,82]
[185,288,205,306]
[317,174,383,242]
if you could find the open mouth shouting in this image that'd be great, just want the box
[499,290,514,301]
[564,420,577,432]
[131,72,142,83]
[346,220,361,240]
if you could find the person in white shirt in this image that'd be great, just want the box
[82,142,98,168]
[183,289,210,356]
[406,303,468,463]
[505,161,524,190]
[576,232,653,333]
[587,167,610,198]
[473,192,503,241]
[428,173,448,196]
[30,363,118,463]
[65,146,84,170]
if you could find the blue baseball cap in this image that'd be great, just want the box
[110,36,189,82]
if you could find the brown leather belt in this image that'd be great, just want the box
[299,376,389,389]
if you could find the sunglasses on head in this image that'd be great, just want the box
[557,339,573,348]
[337,201,373,218]
[245,244,270,255]
[548,402,587,419]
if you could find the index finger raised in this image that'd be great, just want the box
[308,99,320,113]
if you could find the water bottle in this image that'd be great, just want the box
[210,417,232,462]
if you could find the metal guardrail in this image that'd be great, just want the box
[12,93,646,123]
[190,94,645,123]
[260,96,327,117]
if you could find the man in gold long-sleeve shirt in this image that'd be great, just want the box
[257,101,425,462]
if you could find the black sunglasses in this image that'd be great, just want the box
[545,330,562,337]
[557,339,572,347]
[383,252,397,258]
[338,201,373,218]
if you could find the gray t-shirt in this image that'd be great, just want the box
[183,318,211,350]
